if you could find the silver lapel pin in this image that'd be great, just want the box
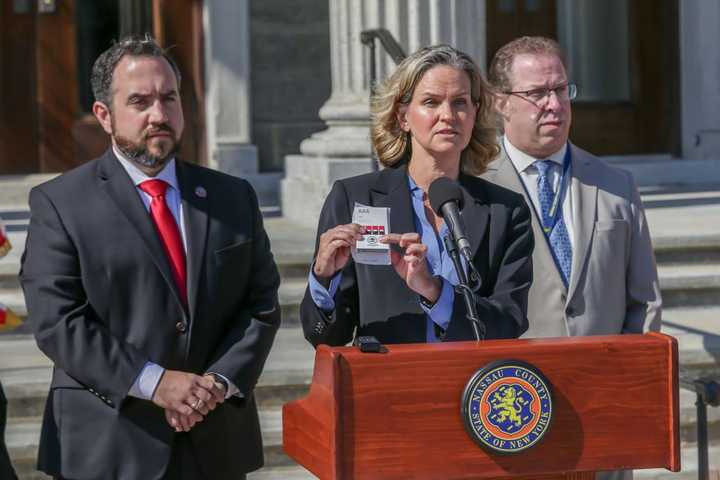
[195,186,207,198]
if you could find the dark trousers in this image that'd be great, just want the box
[54,433,248,480]
[163,433,247,480]
[0,382,19,480]
[162,433,203,480]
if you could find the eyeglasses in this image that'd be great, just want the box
[503,83,578,104]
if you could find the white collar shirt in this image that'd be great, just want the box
[112,145,187,251]
[502,136,574,248]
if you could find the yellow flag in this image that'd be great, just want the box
[0,304,22,332]
[0,219,10,259]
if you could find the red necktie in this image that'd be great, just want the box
[139,179,187,306]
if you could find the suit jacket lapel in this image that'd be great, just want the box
[458,174,489,261]
[486,149,526,196]
[369,165,415,235]
[96,150,186,311]
[567,144,598,302]
[177,162,209,320]
[368,165,491,270]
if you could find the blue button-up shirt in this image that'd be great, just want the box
[308,175,458,342]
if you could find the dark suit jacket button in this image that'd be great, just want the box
[176,321,188,333]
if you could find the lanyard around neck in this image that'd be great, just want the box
[540,147,571,235]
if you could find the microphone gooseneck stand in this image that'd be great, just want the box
[443,235,486,341]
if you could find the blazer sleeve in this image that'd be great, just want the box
[457,198,533,340]
[205,182,281,396]
[20,187,148,410]
[622,176,662,333]
[300,180,359,347]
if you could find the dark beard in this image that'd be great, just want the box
[114,132,181,170]
[111,112,181,169]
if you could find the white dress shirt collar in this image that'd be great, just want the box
[503,136,568,173]
[112,145,179,191]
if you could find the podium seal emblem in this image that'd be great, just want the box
[461,360,552,453]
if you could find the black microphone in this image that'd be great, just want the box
[428,177,472,261]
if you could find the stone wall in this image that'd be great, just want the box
[250,0,332,172]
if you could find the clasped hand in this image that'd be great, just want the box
[314,224,441,303]
[152,370,227,432]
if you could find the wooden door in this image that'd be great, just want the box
[153,0,206,166]
[569,0,679,155]
[0,0,39,174]
[35,0,111,172]
[486,0,557,59]
[486,0,679,156]
[0,0,204,174]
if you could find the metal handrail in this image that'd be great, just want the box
[680,375,720,480]
[360,29,406,171]
[360,28,406,92]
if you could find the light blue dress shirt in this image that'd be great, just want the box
[308,175,457,342]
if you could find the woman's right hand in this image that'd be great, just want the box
[313,223,364,279]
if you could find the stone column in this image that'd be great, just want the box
[203,0,283,207]
[282,0,487,223]
[203,0,259,176]
[680,1,720,160]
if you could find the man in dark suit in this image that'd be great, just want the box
[20,36,280,480]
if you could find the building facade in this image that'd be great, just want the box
[2,0,720,219]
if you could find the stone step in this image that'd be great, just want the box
[0,338,720,478]
[4,408,295,479]
[0,324,316,418]
[661,306,720,376]
[247,454,720,480]
[257,407,295,469]
[654,236,720,266]
[265,217,314,281]
[635,443,720,480]
[279,278,306,327]
[8,406,720,480]
[251,444,720,480]
[2,307,717,418]
[1,211,719,314]
[248,454,720,480]
[644,187,720,267]
[248,465,315,480]
[658,263,720,308]
[5,416,51,480]
[0,276,308,331]
[2,325,314,477]
[0,176,55,211]
[5,219,720,283]
[1,260,717,329]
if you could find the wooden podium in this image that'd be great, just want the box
[283,333,680,480]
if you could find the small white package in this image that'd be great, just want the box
[351,203,391,265]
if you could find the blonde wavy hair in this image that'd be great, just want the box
[371,45,499,175]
